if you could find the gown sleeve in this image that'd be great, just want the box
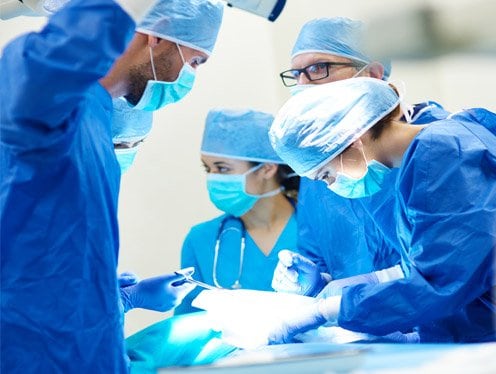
[0,0,135,152]
[338,119,496,336]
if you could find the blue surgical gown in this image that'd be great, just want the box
[339,108,496,342]
[175,213,298,314]
[297,101,450,279]
[0,0,134,371]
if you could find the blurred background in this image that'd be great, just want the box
[1,0,495,336]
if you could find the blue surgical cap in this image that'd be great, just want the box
[137,0,224,56]
[202,108,283,164]
[270,78,400,177]
[112,98,153,143]
[292,17,391,80]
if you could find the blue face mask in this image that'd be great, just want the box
[329,157,391,199]
[207,164,281,217]
[133,45,196,112]
[114,147,138,174]
[289,84,314,96]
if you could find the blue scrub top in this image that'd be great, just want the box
[339,108,496,342]
[175,213,298,315]
[0,0,134,371]
[296,101,450,280]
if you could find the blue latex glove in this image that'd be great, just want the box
[317,265,404,299]
[272,250,331,296]
[118,271,140,288]
[120,273,196,313]
[267,296,341,345]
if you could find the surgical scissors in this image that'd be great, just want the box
[174,267,222,290]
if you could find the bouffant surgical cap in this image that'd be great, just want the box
[112,98,153,144]
[202,108,283,164]
[269,78,400,177]
[138,0,224,56]
[292,17,391,80]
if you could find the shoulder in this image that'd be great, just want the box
[187,214,227,237]
[412,116,481,154]
[410,100,450,124]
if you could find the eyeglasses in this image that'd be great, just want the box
[279,61,364,87]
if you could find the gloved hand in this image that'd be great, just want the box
[120,273,196,313]
[317,265,404,299]
[118,271,140,288]
[268,296,342,345]
[271,250,331,296]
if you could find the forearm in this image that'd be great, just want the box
[1,0,134,131]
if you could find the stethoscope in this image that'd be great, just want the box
[212,215,246,289]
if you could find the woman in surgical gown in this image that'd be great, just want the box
[175,108,300,314]
[268,77,496,343]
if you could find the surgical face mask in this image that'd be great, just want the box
[133,44,196,111]
[289,84,314,96]
[328,152,391,199]
[114,147,138,174]
[207,164,281,217]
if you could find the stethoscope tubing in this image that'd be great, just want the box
[212,215,246,289]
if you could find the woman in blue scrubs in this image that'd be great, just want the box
[175,108,300,314]
[264,77,496,343]
[125,108,299,371]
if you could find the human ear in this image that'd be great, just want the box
[349,138,365,150]
[260,163,278,179]
[367,62,385,80]
[147,35,160,48]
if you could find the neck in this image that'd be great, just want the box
[241,193,293,231]
[369,121,427,168]
[99,32,147,98]
[100,64,129,98]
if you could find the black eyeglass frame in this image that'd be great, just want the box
[279,61,365,87]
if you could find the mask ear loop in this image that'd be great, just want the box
[340,144,368,178]
[393,80,414,123]
[352,63,369,78]
[176,43,187,65]
[149,47,158,81]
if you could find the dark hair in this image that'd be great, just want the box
[248,162,300,202]
[368,83,402,141]
[368,104,401,140]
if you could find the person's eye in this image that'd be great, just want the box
[190,57,206,68]
[317,171,330,181]
[218,166,230,173]
[307,62,326,74]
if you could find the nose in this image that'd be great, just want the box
[297,71,310,85]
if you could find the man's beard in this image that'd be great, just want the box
[125,61,151,106]
[125,50,175,106]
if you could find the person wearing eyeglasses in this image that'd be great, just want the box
[262,77,496,344]
[272,17,450,301]
[172,108,301,315]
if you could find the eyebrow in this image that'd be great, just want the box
[201,161,230,168]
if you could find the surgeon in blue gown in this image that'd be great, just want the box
[175,108,300,314]
[0,0,223,371]
[272,17,451,297]
[265,78,496,343]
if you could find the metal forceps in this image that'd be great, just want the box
[174,267,222,290]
